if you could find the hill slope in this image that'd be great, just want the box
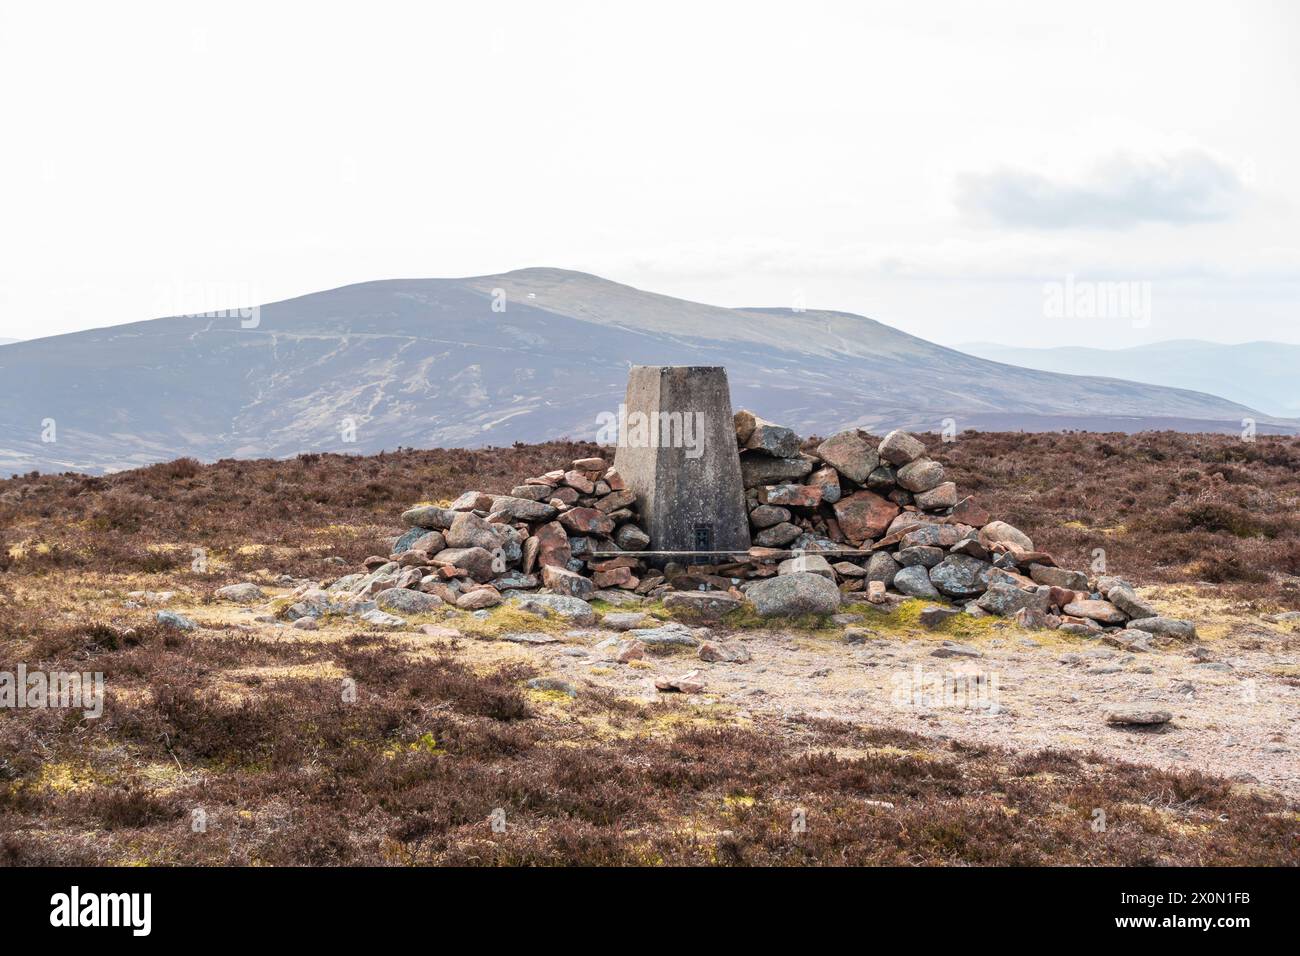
[1,268,1291,473]
[958,340,1300,418]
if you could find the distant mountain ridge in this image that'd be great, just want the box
[958,340,1300,418]
[1,268,1293,474]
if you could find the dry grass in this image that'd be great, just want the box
[2,614,1295,866]
[924,430,1300,606]
[2,436,1298,866]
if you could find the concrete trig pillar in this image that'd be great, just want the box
[612,366,751,555]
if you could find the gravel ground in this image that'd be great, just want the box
[526,606,1300,799]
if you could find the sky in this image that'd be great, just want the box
[1,0,1297,348]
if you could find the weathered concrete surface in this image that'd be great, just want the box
[613,366,751,555]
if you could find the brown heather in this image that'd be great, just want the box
[1,433,1298,865]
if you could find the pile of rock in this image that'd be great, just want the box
[318,455,655,615]
[727,411,1194,638]
[305,413,1192,641]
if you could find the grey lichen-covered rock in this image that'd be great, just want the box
[749,504,792,528]
[928,555,993,598]
[456,588,502,610]
[698,641,752,663]
[976,582,1049,616]
[527,677,578,697]
[1103,705,1172,726]
[1096,575,1134,596]
[978,520,1034,553]
[919,605,962,629]
[499,631,560,644]
[914,482,959,510]
[589,588,644,606]
[735,410,801,458]
[410,531,447,555]
[931,640,982,658]
[284,588,334,620]
[865,551,901,588]
[156,609,197,630]
[777,553,835,581]
[807,466,842,504]
[1062,599,1126,624]
[1108,585,1157,620]
[896,457,945,493]
[540,564,596,600]
[359,608,408,629]
[434,547,499,583]
[878,429,926,466]
[393,526,431,553]
[1028,564,1088,591]
[628,622,702,647]
[614,524,650,551]
[899,522,974,550]
[489,495,558,522]
[753,521,801,547]
[402,504,457,530]
[892,565,941,600]
[492,571,538,591]
[663,590,743,621]
[505,592,597,626]
[896,546,944,569]
[445,511,508,551]
[815,430,880,484]
[746,572,842,617]
[1125,616,1197,640]
[600,612,650,631]
[215,582,265,603]
[509,484,556,502]
[739,452,816,488]
[866,464,897,493]
[375,588,443,615]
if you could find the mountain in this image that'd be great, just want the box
[956,340,1300,419]
[1,268,1293,474]
[0,338,20,346]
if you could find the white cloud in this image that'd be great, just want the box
[955,149,1247,229]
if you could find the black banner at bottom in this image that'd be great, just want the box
[0,865,1284,941]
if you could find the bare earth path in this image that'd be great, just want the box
[502,588,1300,800]
[164,580,1300,799]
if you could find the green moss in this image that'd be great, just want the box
[842,599,1008,640]
[449,605,572,639]
[706,602,841,633]
[384,731,445,757]
[268,595,298,619]
[527,689,577,704]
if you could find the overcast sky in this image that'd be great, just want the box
[2,0,1297,347]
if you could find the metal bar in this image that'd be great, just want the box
[587,548,875,560]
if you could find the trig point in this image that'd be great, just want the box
[612,365,751,556]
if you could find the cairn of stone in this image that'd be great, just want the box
[316,411,1193,641]
[722,412,1191,637]
[326,455,653,612]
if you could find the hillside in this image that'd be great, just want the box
[959,340,1300,418]
[1,268,1292,474]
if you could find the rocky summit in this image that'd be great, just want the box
[303,409,1196,638]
